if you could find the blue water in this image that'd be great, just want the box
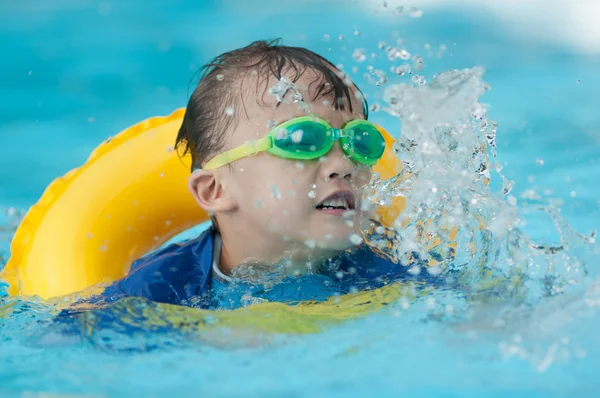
[1,1,600,397]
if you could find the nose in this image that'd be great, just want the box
[320,141,355,181]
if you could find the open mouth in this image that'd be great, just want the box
[315,191,356,212]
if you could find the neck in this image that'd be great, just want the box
[216,221,335,277]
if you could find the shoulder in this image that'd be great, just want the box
[102,228,215,305]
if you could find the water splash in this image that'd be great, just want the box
[364,67,598,303]
[268,76,310,113]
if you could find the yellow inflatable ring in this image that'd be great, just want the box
[1,109,404,299]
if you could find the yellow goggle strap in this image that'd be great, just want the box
[203,136,273,170]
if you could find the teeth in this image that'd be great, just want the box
[320,198,349,208]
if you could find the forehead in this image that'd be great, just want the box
[243,68,366,123]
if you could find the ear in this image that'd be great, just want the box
[188,169,238,213]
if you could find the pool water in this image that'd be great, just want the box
[1,1,599,397]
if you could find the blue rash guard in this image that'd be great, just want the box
[100,227,434,310]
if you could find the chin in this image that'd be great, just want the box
[316,232,358,251]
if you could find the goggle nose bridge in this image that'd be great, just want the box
[328,127,351,140]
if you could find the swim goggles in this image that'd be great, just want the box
[203,116,386,169]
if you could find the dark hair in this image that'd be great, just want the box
[176,39,369,170]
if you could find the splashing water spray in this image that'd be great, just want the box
[268,76,310,114]
[364,66,599,303]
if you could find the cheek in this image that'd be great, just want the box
[354,167,373,187]
[235,158,313,208]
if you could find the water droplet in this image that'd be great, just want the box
[426,266,441,276]
[365,68,388,86]
[216,74,224,81]
[323,34,330,41]
[375,226,385,234]
[254,199,263,209]
[393,64,411,76]
[570,191,577,198]
[409,7,423,18]
[224,106,234,116]
[408,265,421,275]
[395,5,404,14]
[354,30,360,36]
[269,184,282,199]
[501,176,513,195]
[352,48,367,63]
[99,244,108,252]
[345,219,354,227]
[267,119,278,129]
[387,48,411,61]
[536,158,545,166]
[308,190,316,199]
[86,232,93,239]
[304,239,316,249]
[521,189,540,200]
[349,234,363,245]
[165,220,172,226]
[412,55,424,71]
[378,41,387,50]
[338,34,344,41]
[336,271,344,279]
[295,161,305,170]
[291,130,304,144]
[412,75,427,86]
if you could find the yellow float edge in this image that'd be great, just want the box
[0,108,187,296]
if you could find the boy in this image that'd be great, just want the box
[101,39,429,309]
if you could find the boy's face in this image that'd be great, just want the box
[209,72,372,256]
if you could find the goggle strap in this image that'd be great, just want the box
[203,136,272,170]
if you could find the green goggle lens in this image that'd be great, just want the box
[272,119,385,164]
[273,121,329,155]
[346,123,386,160]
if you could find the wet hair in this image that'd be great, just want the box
[176,39,369,170]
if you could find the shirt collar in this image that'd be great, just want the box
[211,231,233,284]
